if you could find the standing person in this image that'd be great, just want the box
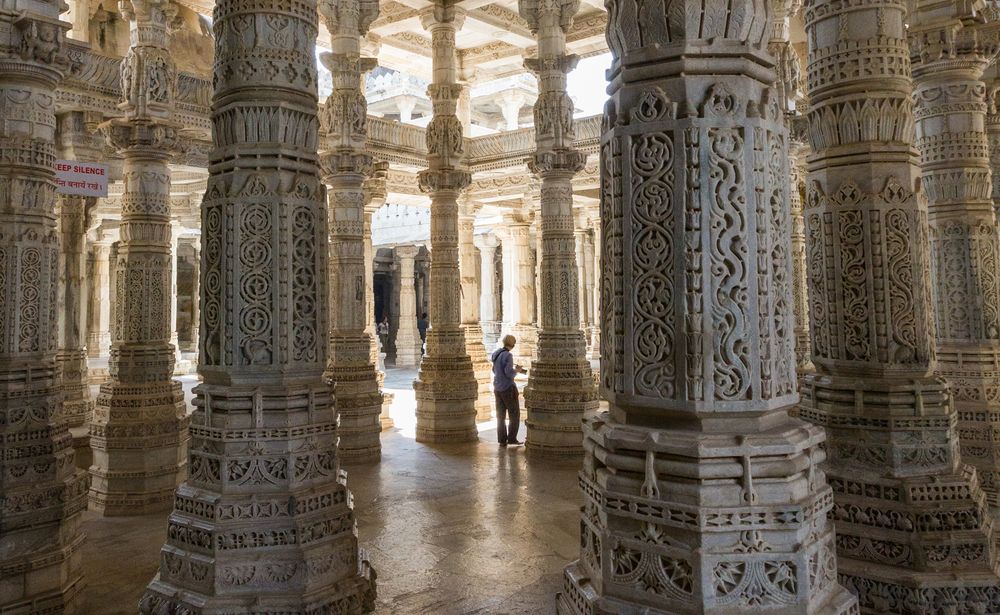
[377,317,389,348]
[417,312,429,354]
[491,334,527,446]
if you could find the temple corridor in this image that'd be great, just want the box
[78,368,582,615]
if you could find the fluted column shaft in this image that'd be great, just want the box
[558,0,855,611]
[319,0,383,464]
[0,8,89,612]
[587,218,600,360]
[574,227,589,331]
[413,3,479,443]
[799,0,1000,609]
[912,3,1000,512]
[521,0,597,456]
[141,0,375,605]
[57,194,94,427]
[90,0,188,515]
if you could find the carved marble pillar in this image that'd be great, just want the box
[187,237,199,354]
[413,4,479,443]
[912,1,1000,522]
[141,0,376,604]
[574,225,589,334]
[587,217,600,360]
[799,0,1000,609]
[364,163,393,429]
[0,8,89,612]
[520,0,597,455]
[501,218,537,359]
[459,198,492,421]
[789,138,812,373]
[318,0,383,464]
[90,0,188,516]
[474,232,500,348]
[88,241,113,358]
[988,63,1000,220]
[394,245,423,366]
[168,223,182,367]
[56,194,95,427]
[558,0,857,611]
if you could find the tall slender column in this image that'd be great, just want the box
[0,8,89,612]
[581,225,595,345]
[587,218,600,360]
[474,232,500,348]
[187,237,199,353]
[912,1,1000,521]
[56,194,95,427]
[394,245,423,366]
[558,0,856,611]
[574,224,589,333]
[521,0,597,455]
[141,0,376,604]
[168,223,182,367]
[501,218,537,359]
[319,0,383,464]
[799,0,1000,609]
[459,198,492,421]
[88,241,113,358]
[91,0,188,515]
[364,162,393,429]
[789,139,812,372]
[414,3,479,443]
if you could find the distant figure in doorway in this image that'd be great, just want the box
[417,312,429,353]
[491,334,527,447]
[377,317,389,348]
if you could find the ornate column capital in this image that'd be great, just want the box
[909,1,1000,79]
[519,0,581,34]
[473,232,500,251]
[419,3,466,31]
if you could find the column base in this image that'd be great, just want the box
[1,533,87,615]
[414,354,479,443]
[380,392,395,430]
[139,382,376,614]
[394,331,423,367]
[1,373,90,615]
[58,349,93,428]
[88,379,190,516]
[557,411,857,614]
[465,324,493,422]
[326,344,383,465]
[525,348,598,456]
[800,372,1000,612]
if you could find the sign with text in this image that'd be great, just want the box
[54,160,108,197]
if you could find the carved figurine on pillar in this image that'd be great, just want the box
[0,5,90,613]
[318,0,384,464]
[558,0,857,612]
[799,0,1000,610]
[140,0,375,604]
[90,0,189,515]
[413,2,479,443]
[519,0,597,456]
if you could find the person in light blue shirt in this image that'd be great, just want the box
[490,334,527,447]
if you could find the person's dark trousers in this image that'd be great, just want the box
[495,386,520,444]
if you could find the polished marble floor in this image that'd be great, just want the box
[78,368,584,614]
